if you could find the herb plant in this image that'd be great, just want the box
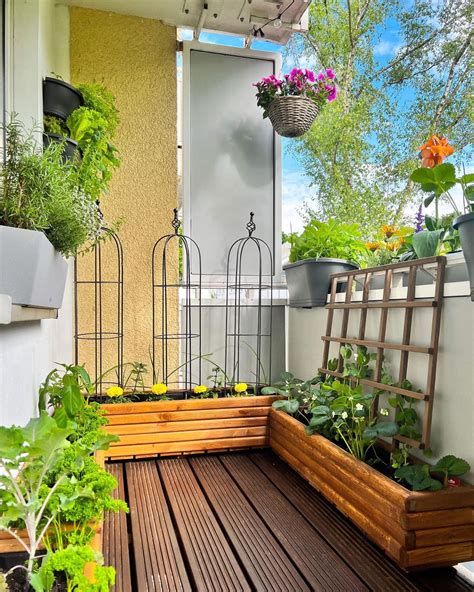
[0,120,102,257]
[287,219,368,265]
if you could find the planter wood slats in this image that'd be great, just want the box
[101,396,276,460]
[0,451,105,555]
[269,409,474,570]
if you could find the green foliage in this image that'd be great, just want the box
[67,83,120,203]
[0,120,102,257]
[292,0,472,233]
[395,456,470,491]
[43,115,68,137]
[31,545,115,592]
[288,219,368,264]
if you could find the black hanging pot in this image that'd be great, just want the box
[43,77,83,121]
[43,133,81,163]
[267,95,319,138]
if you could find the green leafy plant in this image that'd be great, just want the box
[287,219,368,265]
[0,119,103,256]
[262,371,321,416]
[31,544,115,592]
[0,413,88,581]
[395,456,470,491]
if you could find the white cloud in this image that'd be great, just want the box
[281,170,314,233]
[373,39,402,57]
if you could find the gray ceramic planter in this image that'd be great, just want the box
[0,226,68,308]
[283,258,359,308]
[453,212,474,301]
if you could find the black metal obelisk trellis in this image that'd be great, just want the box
[74,227,124,394]
[152,209,202,393]
[224,212,273,391]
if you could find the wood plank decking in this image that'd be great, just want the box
[104,451,473,592]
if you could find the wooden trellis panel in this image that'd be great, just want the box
[319,256,447,450]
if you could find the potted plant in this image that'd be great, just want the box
[43,115,80,162]
[263,346,474,570]
[410,135,474,297]
[254,68,337,138]
[283,219,367,307]
[85,360,277,460]
[0,365,126,590]
[0,121,103,308]
[43,76,83,121]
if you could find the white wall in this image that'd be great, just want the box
[0,0,73,427]
[286,292,474,484]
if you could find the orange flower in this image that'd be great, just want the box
[418,135,454,168]
[380,225,397,238]
[365,241,381,252]
[386,240,401,252]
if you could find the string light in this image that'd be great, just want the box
[253,0,296,38]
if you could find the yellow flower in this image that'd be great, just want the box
[234,383,248,394]
[106,386,124,398]
[151,383,167,396]
[365,241,381,252]
[386,240,401,252]
[380,225,397,239]
[193,385,208,394]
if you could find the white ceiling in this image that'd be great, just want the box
[62,0,311,45]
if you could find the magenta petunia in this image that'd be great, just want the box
[326,85,337,101]
[305,69,315,82]
[317,72,325,81]
[326,68,335,79]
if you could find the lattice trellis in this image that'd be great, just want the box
[319,256,447,450]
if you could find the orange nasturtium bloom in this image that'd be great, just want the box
[419,135,454,168]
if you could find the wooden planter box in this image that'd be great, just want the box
[0,451,105,555]
[270,409,474,571]
[101,396,276,460]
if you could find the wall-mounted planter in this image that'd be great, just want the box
[43,133,80,162]
[43,77,83,121]
[269,409,474,571]
[284,258,358,308]
[0,226,68,309]
[101,395,276,460]
[454,212,474,301]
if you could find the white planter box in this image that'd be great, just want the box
[0,226,68,309]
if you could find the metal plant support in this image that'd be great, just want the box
[152,209,202,392]
[74,226,124,394]
[224,212,273,391]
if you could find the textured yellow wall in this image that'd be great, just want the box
[70,7,178,384]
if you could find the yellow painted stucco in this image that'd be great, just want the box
[70,7,178,384]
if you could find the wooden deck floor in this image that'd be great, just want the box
[104,451,473,592]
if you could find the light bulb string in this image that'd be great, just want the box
[253,0,296,38]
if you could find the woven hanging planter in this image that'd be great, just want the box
[267,95,319,138]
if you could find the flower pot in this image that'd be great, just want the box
[43,77,83,121]
[283,258,359,308]
[270,409,474,571]
[100,395,276,459]
[43,133,81,163]
[0,226,68,308]
[267,95,319,138]
[453,212,474,301]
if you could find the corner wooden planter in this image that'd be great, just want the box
[270,409,474,571]
[101,396,276,460]
[0,451,105,555]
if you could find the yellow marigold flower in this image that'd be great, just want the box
[234,383,248,394]
[365,241,381,252]
[193,385,208,394]
[386,240,401,252]
[381,225,397,239]
[151,383,167,396]
[106,386,124,398]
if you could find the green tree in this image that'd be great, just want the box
[291,0,472,235]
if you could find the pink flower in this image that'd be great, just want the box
[325,85,337,101]
[326,68,335,79]
[305,69,315,82]
[317,72,325,81]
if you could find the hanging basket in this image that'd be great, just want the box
[267,95,319,138]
